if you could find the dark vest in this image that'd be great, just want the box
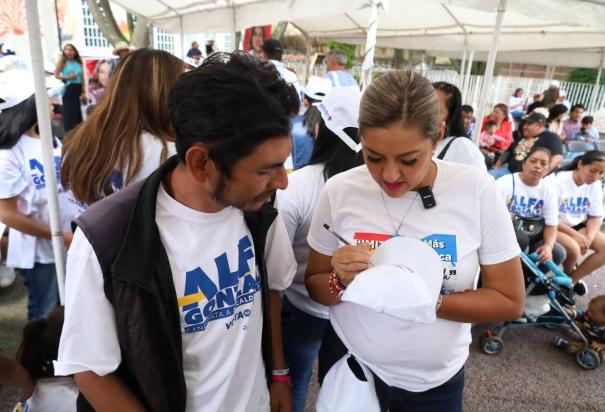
[74,156,277,411]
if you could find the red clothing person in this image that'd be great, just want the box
[481,103,513,152]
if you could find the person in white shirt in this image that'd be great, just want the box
[261,39,302,103]
[54,52,298,411]
[432,82,486,170]
[508,88,526,121]
[550,150,605,296]
[496,147,565,274]
[277,86,364,412]
[61,49,183,213]
[0,70,73,321]
[305,70,524,411]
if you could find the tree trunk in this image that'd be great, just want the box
[85,0,127,46]
[131,15,150,49]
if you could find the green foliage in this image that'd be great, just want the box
[567,68,605,85]
[325,40,356,69]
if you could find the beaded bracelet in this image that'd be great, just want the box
[329,271,346,300]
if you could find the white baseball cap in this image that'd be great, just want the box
[0,69,34,112]
[314,86,362,152]
[340,236,445,324]
[304,76,332,101]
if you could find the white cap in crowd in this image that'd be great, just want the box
[304,76,332,101]
[0,69,34,112]
[314,86,362,152]
[341,236,445,324]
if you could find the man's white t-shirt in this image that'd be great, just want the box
[307,161,519,392]
[277,164,329,319]
[55,186,296,412]
[496,173,559,226]
[67,133,176,214]
[434,136,486,170]
[0,135,73,268]
[549,170,604,227]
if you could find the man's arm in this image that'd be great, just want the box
[268,290,292,412]
[75,371,145,412]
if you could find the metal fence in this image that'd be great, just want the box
[284,59,605,120]
[423,70,605,117]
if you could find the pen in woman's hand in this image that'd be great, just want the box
[322,224,351,246]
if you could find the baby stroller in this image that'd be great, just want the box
[479,251,602,370]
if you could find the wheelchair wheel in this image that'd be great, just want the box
[480,334,504,355]
[576,348,601,370]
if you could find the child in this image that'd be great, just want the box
[479,120,506,163]
[479,120,505,149]
[10,306,77,412]
[572,116,599,142]
[554,295,605,355]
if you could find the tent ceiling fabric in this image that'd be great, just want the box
[111,0,605,56]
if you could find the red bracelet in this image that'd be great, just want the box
[328,271,346,300]
[271,374,291,383]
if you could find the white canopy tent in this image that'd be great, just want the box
[21,0,605,297]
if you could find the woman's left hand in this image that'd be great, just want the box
[535,244,553,263]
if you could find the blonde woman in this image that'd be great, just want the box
[306,70,524,411]
[61,49,184,207]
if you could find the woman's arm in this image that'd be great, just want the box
[437,256,524,323]
[0,197,72,246]
[0,197,52,239]
[584,216,603,244]
[535,224,557,262]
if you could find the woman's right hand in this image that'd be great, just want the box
[330,243,372,286]
[572,232,590,254]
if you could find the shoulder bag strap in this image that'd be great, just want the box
[437,136,463,160]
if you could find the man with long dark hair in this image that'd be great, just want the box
[55,52,298,412]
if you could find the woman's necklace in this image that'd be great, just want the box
[379,189,419,236]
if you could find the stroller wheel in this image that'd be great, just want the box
[480,335,504,355]
[576,348,601,370]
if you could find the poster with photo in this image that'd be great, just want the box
[242,25,271,56]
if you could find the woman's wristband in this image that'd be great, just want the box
[328,271,346,300]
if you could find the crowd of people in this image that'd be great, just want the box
[0,37,604,412]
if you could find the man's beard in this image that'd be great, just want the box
[208,173,273,211]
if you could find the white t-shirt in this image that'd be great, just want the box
[67,133,176,214]
[24,377,78,412]
[549,170,604,227]
[0,135,73,269]
[55,186,296,412]
[307,161,519,392]
[277,164,329,319]
[508,96,524,114]
[434,137,486,170]
[496,173,559,226]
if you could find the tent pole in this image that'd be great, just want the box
[471,0,507,144]
[462,49,474,103]
[460,46,467,80]
[24,0,67,304]
[180,16,185,59]
[589,49,604,114]
[361,0,380,90]
[304,35,311,84]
